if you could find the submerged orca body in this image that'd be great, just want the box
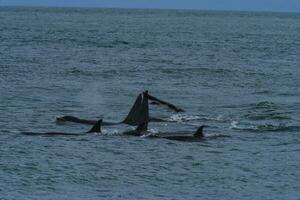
[152,125,208,141]
[56,116,120,126]
[22,120,102,136]
[122,122,148,136]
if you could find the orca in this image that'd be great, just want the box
[56,91,173,126]
[122,119,209,141]
[22,119,102,136]
[56,92,148,126]
[153,125,208,141]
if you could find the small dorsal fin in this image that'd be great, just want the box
[194,125,207,137]
[86,119,102,133]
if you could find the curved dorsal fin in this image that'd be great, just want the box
[86,119,102,133]
[194,125,207,137]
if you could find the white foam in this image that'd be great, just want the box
[101,129,121,135]
[168,114,228,123]
[230,121,239,129]
[216,114,223,121]
[148,128,159,134]
[168,114,201,122]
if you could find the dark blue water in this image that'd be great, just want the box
[0,7,300,199]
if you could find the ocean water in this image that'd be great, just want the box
[0,7,300,200]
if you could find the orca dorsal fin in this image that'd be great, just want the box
[194,125,207,137]
[122,93,149,126]
[86,119,102,133]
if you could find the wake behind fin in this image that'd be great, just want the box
[122,93,149,126]
[86,119,102,133]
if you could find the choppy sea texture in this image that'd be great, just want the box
[0,7,300,200]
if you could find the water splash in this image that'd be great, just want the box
[168,114,228,122]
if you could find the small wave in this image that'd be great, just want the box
[241,101,291,120]
[230,121,240,129]
[112,40,130,45]
[278,92,299,97]
[252,90,273,95]
[140,132,155,138]
[148,128,159,134]
[244,112,291,120]
[252,101,277,109]
[230,121,258,131]
[238,101,278,111]
[271,141,300,146]
[205,150,223,154]
[230,121,300,133]
[168,114,227,123]
[206,133,231,139]
[140,129,160,138]
[66,69,95,77]
[255,124,300,132]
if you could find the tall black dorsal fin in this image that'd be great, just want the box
[194,125,207,137]
[86,119,102,133]
[122,93,149,126]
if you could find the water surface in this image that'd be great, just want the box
[0,7,300,200]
